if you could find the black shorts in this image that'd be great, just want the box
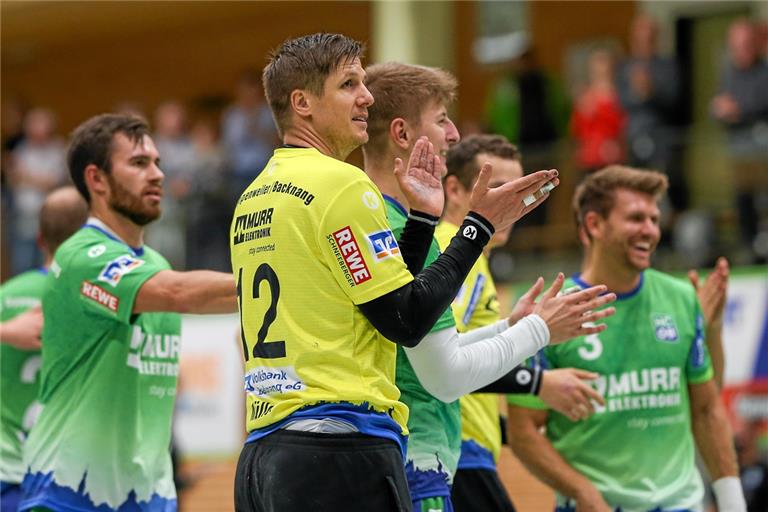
[451,468,516,512]
[235,430,411,512]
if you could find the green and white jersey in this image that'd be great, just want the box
[508,270,713,512]
[20,220,181,512]
[383,195,460,501]
[1,268,47,484]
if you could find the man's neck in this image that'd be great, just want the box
[442,204,466,228]
[580,250,643,295]
[283,126,346,161]
[89,205,144,248]
[364,153,409,209]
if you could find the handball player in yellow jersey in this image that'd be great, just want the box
[229,33,591,512]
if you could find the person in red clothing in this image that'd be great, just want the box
[571,48,627,172]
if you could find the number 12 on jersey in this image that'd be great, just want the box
[237,264,286,361]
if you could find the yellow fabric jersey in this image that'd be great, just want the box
[231,148,413,438]
[435,221,502,464]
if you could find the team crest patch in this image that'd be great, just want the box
[366,229,400,261]
[97,255,145,287]
[651,313,679,342]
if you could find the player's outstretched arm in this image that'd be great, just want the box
[507,405,612,512]
[0,307,43,350]
[400,274,616,402]
[134,270,237,314]
[689,379,746,511]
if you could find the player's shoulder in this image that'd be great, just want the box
[644,268,695,299]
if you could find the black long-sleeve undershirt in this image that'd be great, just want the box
[358,212,494,348]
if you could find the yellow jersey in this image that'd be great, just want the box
[435,221,502,467]
[231,148,413,443]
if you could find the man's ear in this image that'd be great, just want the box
[290,89,313,119]
[583,211,603,240]
[389,118,410,150]
[84,164,108,199]
[444,175,463,199]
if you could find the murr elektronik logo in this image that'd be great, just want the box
[651,313,679,343]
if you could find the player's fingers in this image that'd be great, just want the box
[579,323,608,336]
[508,169,557,192]
[568,285,610,305]
[522,277,545,301]
[570,368,599,380]
[408,137,427,169]
[425,143,435,175]
[393,157,404,178]
[541,273,565,300]
[579,381,605,406]
[687,270,700,290]
[431,154,443,180]
[474,163,492,191]
[583,307,616,324]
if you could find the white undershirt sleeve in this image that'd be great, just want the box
[404,314,549,403]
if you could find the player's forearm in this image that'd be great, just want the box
[359,213,493,348]
[706,327,725,389]
[135,270,237,314]
[507,412,596,500]
[404,316,549,402]
[179,271,238,314]
[397,210,438,275]
[691,393,739,480]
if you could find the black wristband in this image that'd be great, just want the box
[459,212,494,249]
[408,210,439,226]
[472,365,542,394]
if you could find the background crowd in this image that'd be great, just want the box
[2,15,767,279]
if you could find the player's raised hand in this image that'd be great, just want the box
[394,136,444,217]
[539,368,604,422]
[533,274,617,345]
[0,307,43,351]
[507,277,545,326]
[688,256,729,329]
[469,166,558,232]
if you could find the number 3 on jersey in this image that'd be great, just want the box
[237,264,286,361]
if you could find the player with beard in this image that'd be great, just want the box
[19,114,237,512]
[507,166,745,511]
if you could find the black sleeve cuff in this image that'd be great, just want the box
[459,212,494,249]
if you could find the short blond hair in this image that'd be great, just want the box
[365,62,457,156]
[573,165,668,229]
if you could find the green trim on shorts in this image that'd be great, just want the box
[419,496,447,512]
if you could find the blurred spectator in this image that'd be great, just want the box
[618,15,688,212]
[7,108,66,274]
[185,120,230,271]
[146,101,196,269]
[711,19,768,263]
[571,48,626,172]
[221,69,277,203]
[485,45,569,226]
